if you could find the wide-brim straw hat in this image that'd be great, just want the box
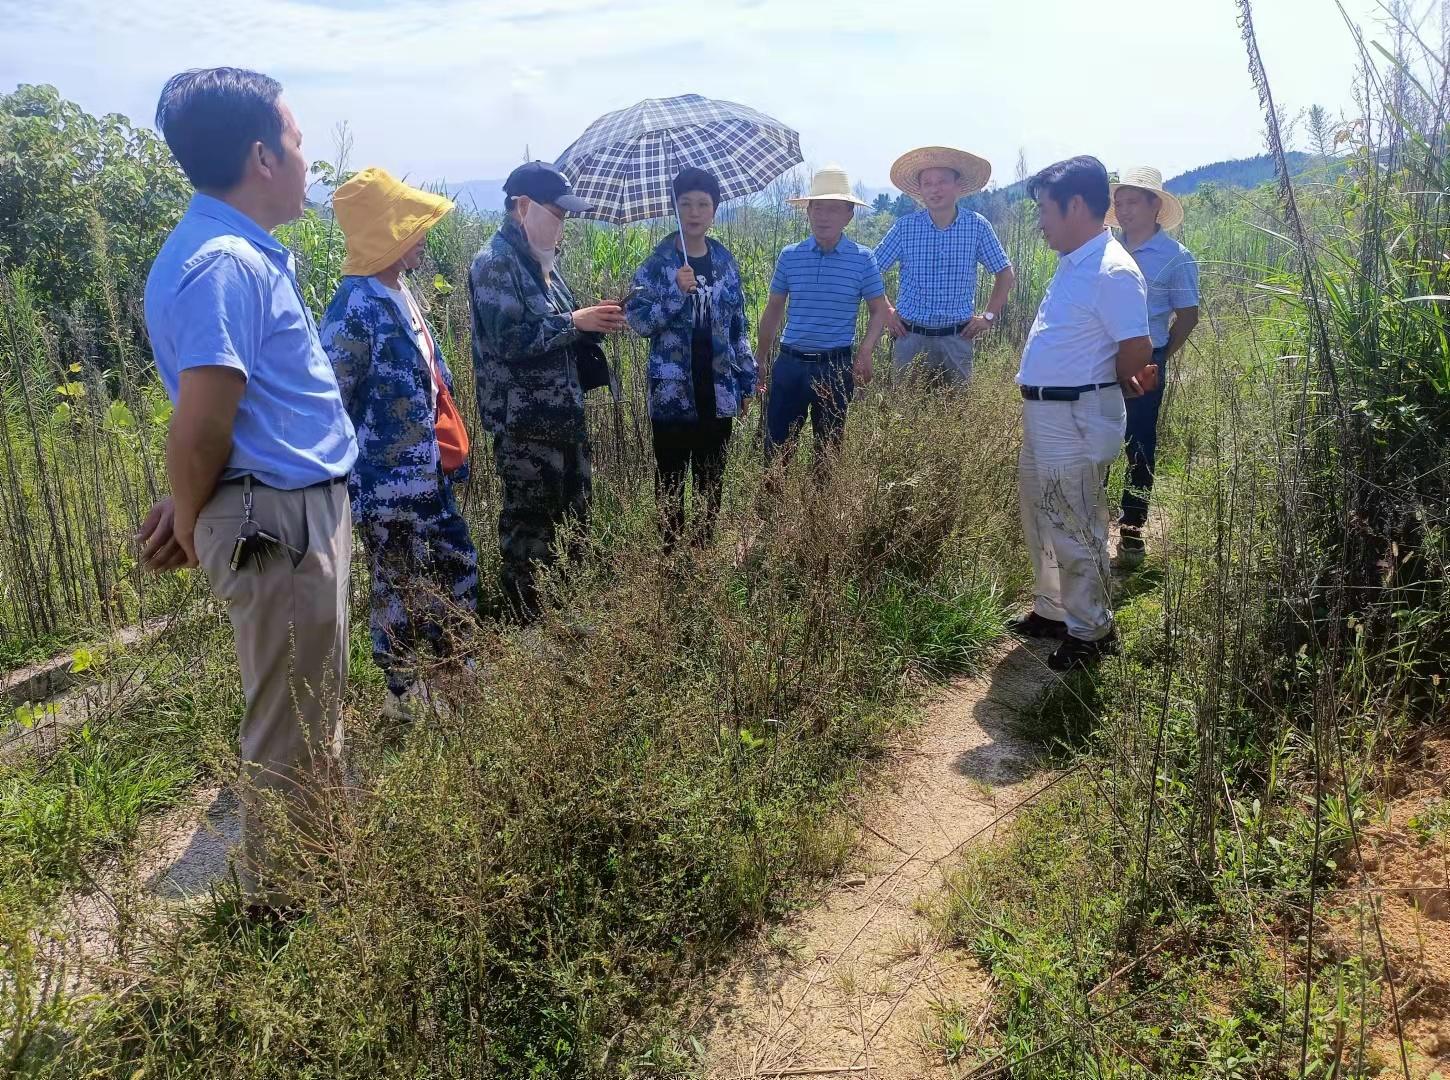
[1106,166,1185,230]
[334,166,454,277]
[786,164,871,208]
[890,146,992,199]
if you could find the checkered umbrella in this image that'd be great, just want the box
[554,94,802,225]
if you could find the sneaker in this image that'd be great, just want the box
[382,681,446,723]
[1112,543,1146,571]
[1009,612,1070,640]
[244,902,303,927]
[1047,631,1119,672]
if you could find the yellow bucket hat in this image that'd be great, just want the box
[333,166,454,277]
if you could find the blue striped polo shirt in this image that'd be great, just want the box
[770,234,885,350]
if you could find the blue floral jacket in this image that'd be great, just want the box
[624,234,755,424]
[320,275,468,519]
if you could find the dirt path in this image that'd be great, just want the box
[695,637,1063,1079]
[44,785,238,994]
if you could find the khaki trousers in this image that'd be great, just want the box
[893,332,975,383]
[194,479,350,906]
[1018,386,1126,642]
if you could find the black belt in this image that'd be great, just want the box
[780,344,852,363]
[218,473,348,490]
[1019,382,1119,402]
[903,320,969,337]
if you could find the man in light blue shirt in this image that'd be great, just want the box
[1106,167,1201,569]
[755,165,889,466]
[136,67,356,919]
[876,146,1016,384]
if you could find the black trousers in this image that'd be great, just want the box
[652,418,733,546]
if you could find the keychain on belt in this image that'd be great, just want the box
[228,477,296,572]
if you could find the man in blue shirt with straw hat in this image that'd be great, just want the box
[755,164,890,468]
[1106,166,1201,569]
[875,146,1016,385]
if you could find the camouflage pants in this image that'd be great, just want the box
[493,434,592,621]
[359,474,479,696]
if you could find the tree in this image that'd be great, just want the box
[0,84,189,314]
[891,193,917,217]
[1306,104,1335,161]
[871,193,892,214]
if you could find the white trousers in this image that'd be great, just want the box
[1018,386,1126,642]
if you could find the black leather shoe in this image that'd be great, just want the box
[1048,631,1119,672]
[1009,612,1070,640]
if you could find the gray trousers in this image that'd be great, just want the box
[893,332,975,384]
[195,479,351,906]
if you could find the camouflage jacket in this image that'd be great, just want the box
[320,275,468,517]
[469,218,613,445]
[624,234,756,424]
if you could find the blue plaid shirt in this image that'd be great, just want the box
[874,209,1012,328]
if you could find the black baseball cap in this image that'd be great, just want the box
[503,161,592,213]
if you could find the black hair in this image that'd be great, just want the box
[672,166,721,209]
[504,195,520,214]
[1027,155,1110,219]
[155,68,285,191]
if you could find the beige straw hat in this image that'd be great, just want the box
[786,164,872,208]
[890,146,992,200]
[1106,166,1185,230]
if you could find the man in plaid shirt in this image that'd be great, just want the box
[875,146,1016,385]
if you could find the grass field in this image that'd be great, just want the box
[2,6,1449,1074]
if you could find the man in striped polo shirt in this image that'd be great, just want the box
[756,165,889,465]
[876,146,1015,385]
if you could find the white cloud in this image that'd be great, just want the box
[0,0,1390,189]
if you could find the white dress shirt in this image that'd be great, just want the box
[1017,230,1148,387]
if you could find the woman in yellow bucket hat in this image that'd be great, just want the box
[320,167,478,721]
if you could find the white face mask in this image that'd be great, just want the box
[522,201,564,276]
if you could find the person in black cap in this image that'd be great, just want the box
[624,167,756,548]
[468,161,626,620]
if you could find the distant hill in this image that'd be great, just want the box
[1164,151,1340,195]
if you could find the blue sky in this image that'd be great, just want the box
[0,0,1395,193]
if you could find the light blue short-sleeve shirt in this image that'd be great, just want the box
[1125,228,1200,348]
[769,235,885,350]
[144,194,357,490]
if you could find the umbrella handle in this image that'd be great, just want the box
[675,198,689,267]
[667,131,690,267]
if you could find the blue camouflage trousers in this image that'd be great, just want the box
[359,473,479,696]
[494,434,592,621]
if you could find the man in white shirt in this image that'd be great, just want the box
[1010,156,1156,671]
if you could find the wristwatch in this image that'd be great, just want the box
[981,312,995,324]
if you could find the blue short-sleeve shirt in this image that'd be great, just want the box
[770,234,885,350]
[1125,227,1201,348]
[144,194,357,489]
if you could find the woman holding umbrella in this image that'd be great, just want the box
[624,168,755,547]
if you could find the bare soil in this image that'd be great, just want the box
[1325,733,1450,1079]
[694,638,1063,1079]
